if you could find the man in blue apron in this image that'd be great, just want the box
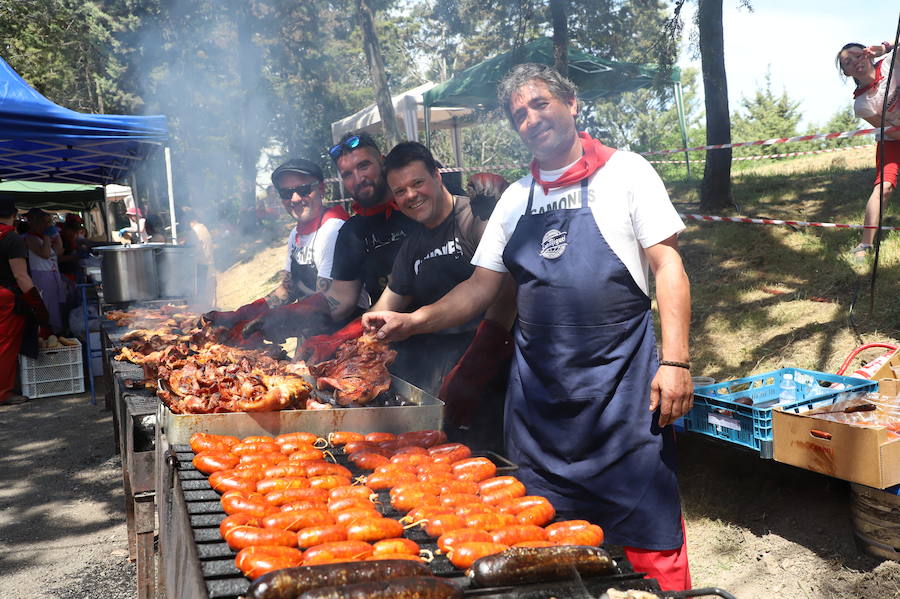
[363,64,693,590]
[300,142,514,450]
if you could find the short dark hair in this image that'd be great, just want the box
[0,195,16,218]
[497,63,578,125]
[383,142,440,178]
[331,131,381,162]
[836,42,868,85]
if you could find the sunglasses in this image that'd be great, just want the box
[328,135,362,160]
[278,183,318,201]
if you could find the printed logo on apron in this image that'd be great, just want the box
[539,228,568,259]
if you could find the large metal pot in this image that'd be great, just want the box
[95,245,160,303]
[153,245,198,299]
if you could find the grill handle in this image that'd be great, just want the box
[664,588,738,599]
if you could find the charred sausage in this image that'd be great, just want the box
[468,545,614,587]
[245,560,430,599]
[296,576,462,599]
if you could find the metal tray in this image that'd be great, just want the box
[158,375,444,444]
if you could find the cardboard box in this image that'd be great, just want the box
[773,379,900,489]
[873,347,900,382]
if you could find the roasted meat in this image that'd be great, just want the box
[309,334,396,406]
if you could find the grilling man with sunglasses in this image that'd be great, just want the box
[231,132,416,345]
[203,158,353,344]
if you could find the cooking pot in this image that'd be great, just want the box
[153,245,198,298]
[94,245,160,303]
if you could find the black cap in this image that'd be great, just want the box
[271,158,324,187]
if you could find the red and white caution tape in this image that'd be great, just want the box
[642,125,900,156]
[680,213,900,231]
[649,144,876,164]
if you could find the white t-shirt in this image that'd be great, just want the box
[284,217,344,280]
[471,150,684,296]
[854,51,900,140]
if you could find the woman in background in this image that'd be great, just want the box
[836,41,900,260]
[23,208,68,333]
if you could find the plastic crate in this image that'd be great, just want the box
[681,368,878,458]
[18,340,85,398]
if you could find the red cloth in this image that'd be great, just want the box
[874,140,900,187]
[624,517,692,591]
[0,223,13,238]
[0,287,25,402]
[351,200,396,218]
[529,132,616,194]
[296,205,349,236]
[299,317,365,364]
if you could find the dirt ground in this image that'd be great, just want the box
[1,381,899,598]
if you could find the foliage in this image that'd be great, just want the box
[730,72,802,157]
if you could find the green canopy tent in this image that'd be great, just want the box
[422,37,691,174]
[0,180,103,211]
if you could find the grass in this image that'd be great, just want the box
[216,145,900,377]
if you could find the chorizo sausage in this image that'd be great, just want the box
[495,495,551,515]
[365,432,396,443]
[454,503,495,517]
[275,432,319,447]
[220,513,262,539]
[545,520,592,542]
[221,490,276,518]
[236,545,304,580]
[463,511,515,531]
[239,452,288,467]
[405,505,453,525]
[334,507,382,526]
[513,540,557,548]
[390,491,439,513]
[264,464,310,479]
[346,517,404,543]
[429,443,472,464]
[437,528,492,553]
[348,451,390,470]
[209,468,265,494]
[308,475,351,490]
[232,441,281,456]
[296,577,461,599]
[447,542,509,569]
[438,480,479,495]
[397,429,447,449]
[327,430,366,446]
[480,481,526,505]
[190,432,239,453]
[451,458,496,482]
[468,545,613,587]
[277,499,327,514]
[296,524,348,548]
[371,538,420,557]
[365,470,416,490]
[240,435,276,444]
[516,503,556,527]
[224,525,297,550]
[490,525,548,546]
[439,493,482,508]
[302,540,374,565]
[342,440,380,454]
[551,524,604,547]
[391,445,429,456]
[423,513,466,538]
[193,451,239,475]
[245,560,431,599]
[303,462,352,479]
[256,477,311,494]
[328,485,375,502]
[477,476,519,495]
[389,453,431,468]
[263,509,333,531]
[288,447,325,463]
[327,496,375,514]
[363,553,424,562]
[266,487,330,507]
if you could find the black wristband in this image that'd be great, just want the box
[659,360,691,370]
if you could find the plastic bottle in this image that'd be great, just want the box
[778,373,797,405]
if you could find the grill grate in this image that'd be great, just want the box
[170,443,658,599]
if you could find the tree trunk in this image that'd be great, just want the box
[234,2,262,231]
[698,0,732,211]
[356,0,401,147]
[549,0,568,76]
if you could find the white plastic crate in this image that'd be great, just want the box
[18,340,85,398]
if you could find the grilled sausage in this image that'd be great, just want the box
[296,576,462,599]
[495,495,550,515]
[224,525,298,550]
[278,499,327,514]
[209,469,263,494]
[390,490,439,513]
[349,451,391,470]
[266,487,331,507]
[447,542,509,569]
[372,538,420,557]
[334,507,382,526]
[302,540,374,565]
[246,559,430,599]
[454,503,495,517]
[429,443,472,464]
[263,509,334,531]
[513,540,556,548]
[346,517,404,542]
[545,520,592,542]
[439,493,481,508]
[490,524,548,546]
[406,505,453,524]
[468,545,614,586]
[342,440,380,454]
[328,431,366,446]
[552,524,605,547]
[396,429,447,449]
[289,447,325,463]
[297,524,348,548]
[219,513,262,539]
[304,462,352,478]
[329,485,375,502]
[239,452,288,467]
[438,480,478,495]
[190,432,240,453]
[327,496,376,514]
[256,477,311,494]
[264,464,311,479]
[463,511,515,531]
[366,470,417,490]
[236,545,304,580]
[241,435,276,444]
[364,553,424,562]
[308,475,351,490]
[423,513,466,537]
[221,490,277,518]
[365,432,396,443]
[276,432,319,446]
[232,441,281,456]
[480,481,526,505]
[193,451,239,475]
[451,458,496,482]
[437,528,493,553]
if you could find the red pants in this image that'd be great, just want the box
[0,288,25,402]
[874,140,900,187]
[624,517,691,591]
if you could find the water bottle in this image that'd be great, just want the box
[778,373,797,405]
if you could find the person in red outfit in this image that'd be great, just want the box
[203,158,349,345]
[0,197,50,404]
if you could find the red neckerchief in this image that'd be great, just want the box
[854,59,884,98]
[351,199,396,219]
[530,132,617,194]
[295,205,349,236]
[0,223,13,241]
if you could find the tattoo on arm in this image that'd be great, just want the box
[316,278,332,293]
[264,271,295,307]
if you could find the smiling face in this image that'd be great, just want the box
[387,160,451,229]
[336,146,387,207]
[508,79,579,167]
[277,172,325,226]
[839,47,875,81]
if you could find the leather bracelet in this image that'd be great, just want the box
[659,360,691,370]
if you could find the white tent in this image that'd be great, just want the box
[330,82,473,166]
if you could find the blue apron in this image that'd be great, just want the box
[501,177,682,550]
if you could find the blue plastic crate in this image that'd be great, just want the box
[681,368,878,458]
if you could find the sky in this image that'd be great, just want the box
[678,1,900,129]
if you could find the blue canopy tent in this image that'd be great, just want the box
[0,55,178,238]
